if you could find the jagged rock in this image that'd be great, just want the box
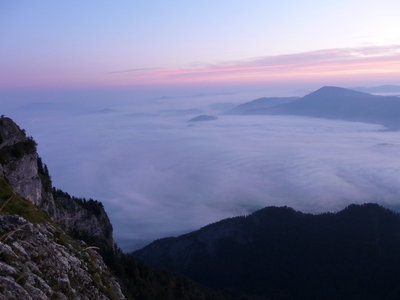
[0,261,17,276]
[0,215,125,299]
[0,118,27,147]
[0,118,57,214]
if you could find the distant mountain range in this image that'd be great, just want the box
[226,97,299,115]
[353,85,400,94]
[134,203,400,299]
[188,115,218,122]
[226,86,400,129]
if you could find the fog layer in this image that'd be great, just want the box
[3,90,400,251]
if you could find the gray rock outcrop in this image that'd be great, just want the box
[0,215,124,299]
[0,118,51,208]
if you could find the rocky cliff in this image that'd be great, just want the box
[0,117,114,252]
[52,189,115,253]
[0,118,51,208]
[0,117,125,298]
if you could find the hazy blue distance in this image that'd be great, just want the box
[3,88,400,251]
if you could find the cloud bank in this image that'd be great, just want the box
[3,91,400,251]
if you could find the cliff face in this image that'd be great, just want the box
[0,117,123,298]
[0,117,114,252]
[52,190,114,252]
[0,118,48,208]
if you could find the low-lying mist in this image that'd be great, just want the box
[3,90,400,251]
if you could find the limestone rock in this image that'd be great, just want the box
[0,215,125,299]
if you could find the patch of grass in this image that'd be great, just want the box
[102,283,120,300]
[0,176,49,224]
[53,230,80,255]
[84,250,120,300]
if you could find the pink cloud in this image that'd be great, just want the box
[2,45,399,90]
[109,45,400,86]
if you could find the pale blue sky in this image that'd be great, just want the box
[1,0,399,89]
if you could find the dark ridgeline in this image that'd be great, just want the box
[135,204,400,300]
[227,86,400,129]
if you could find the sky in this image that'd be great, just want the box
[1,0,400,90]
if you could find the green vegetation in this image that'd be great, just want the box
[0,139,37,165]
[37,156,52,192]
[52,229,82,255]
[84,250,121,300]
[0,176,49,224]
[53,188,104,216]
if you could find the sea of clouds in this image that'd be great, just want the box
[3,89,400,251]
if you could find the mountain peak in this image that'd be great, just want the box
[308,86,370,97]
[0,117,28,147]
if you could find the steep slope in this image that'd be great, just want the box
[135,204,400,299]
[0,214,124,299]
[228,86,400,128]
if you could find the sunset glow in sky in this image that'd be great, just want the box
[1,0,400,90]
